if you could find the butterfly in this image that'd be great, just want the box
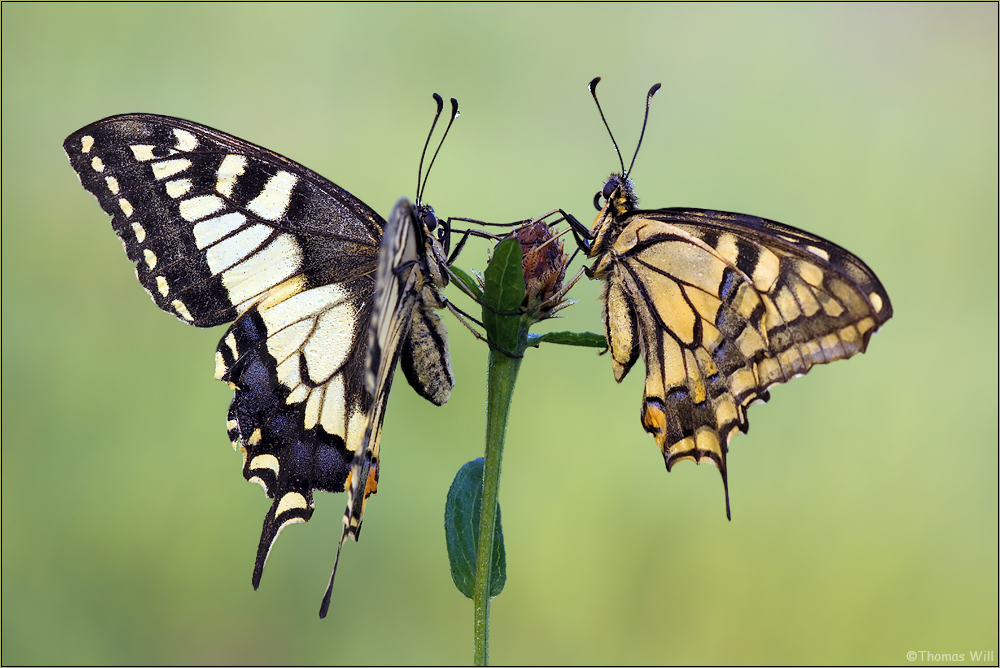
[63,102,462,616]
[575,79,893,517]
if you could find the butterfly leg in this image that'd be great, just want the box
[443,225,520,263]
[445,215,532,229]
[541,209,592,254]
[440,298,524,358]
[446,226,475,265]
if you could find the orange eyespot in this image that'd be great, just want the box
[642,399,667,451]
[364,468,379,497]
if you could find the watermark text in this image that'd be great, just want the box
[907,650,996,663]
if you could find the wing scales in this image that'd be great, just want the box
[68,115,455,615]
[213,272,377,586]
[63,114,382,327]
[344,198,454,544]
[600,207,892,515]
[65,114,402,598]
[215,304,357,587]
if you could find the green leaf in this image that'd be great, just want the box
[528,330,608,349]
[482,238,525,351]
[449,266,483,300]
[445,458,506,599]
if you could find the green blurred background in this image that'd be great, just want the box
[2,4,997,665]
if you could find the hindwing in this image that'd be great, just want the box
[591,184,892,516]
[214,274,375,587]
[319,197,453,616]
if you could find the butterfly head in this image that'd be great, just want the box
[594,173,638,219]
[586,173,638,260]
[415,202,453,256]
[411,201,453,289]
[417,203,438,232]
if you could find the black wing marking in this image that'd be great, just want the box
[215,274,377,588]
[64,114,383,326]
[596,205,892,517]
[65,114,389,593]
[637,207,892,326]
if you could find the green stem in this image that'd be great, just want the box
[473,345,523,666]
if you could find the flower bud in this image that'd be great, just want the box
[514,220,569,321]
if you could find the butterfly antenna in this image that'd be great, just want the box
[416,93,446,205]
[589,77,625,174]
[419,97,460,203]
[625,83,661,179]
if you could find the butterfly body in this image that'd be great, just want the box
[341,197,453,549]
[587,172,893,515]
[63,114,453,605]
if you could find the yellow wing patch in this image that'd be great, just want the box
[591,200,892,517]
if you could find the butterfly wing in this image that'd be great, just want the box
[600,207,892,516]
[64,114,385,586]
[319,197,453,617]
[64,114,383,325]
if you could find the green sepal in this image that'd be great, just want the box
[449,266,483,301]
[527,330,608,349]
[445,458,506,599]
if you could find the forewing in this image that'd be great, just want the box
[65,114,387,587]
[64,114,383,326]
[340,198,455,555]
[608,209,892,513]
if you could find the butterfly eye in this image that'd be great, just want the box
[420,208,437,231]
[602,180,618,200]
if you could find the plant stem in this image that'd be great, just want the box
[473,345,523,666]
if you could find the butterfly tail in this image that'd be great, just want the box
[319,533,347,619]
[252,488,315,589]
[320,443,377,616]
[721,463,731,521]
